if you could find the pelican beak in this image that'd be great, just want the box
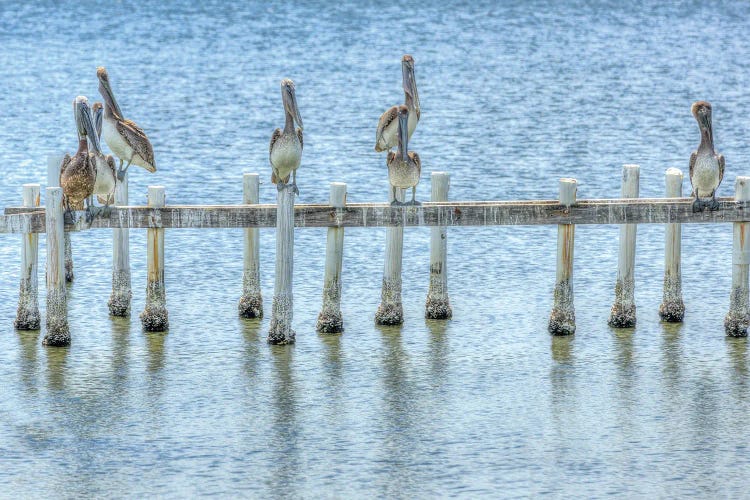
[73,96,89,140]
[398,109,409,156]
[78,98,102,154]
[289,85,303,130]
[403,60,419,112]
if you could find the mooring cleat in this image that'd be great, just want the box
[692,199,704,213]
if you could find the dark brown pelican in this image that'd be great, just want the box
[60,97,97,221]
[375,54,420,152]
[97,66,156,181]
[89,101,117,211]
[269,78,303,194]
[689,101,725,212]
[386,105,421,205]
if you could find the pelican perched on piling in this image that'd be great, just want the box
[96,66,156,181]
[387,105,421,205]
[689,101,725,212]
[269,78,303,194]
[89,101,117,210]
[375,54,420,152]
[60,97,97,220]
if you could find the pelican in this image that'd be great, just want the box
[375,54,420,152]
[89,101,117,211]
[269,78,303,194]
[387,105,421,205]
[689,101,725,212]
[97,66,156,181]
[60,97,97,221]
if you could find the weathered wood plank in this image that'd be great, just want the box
[3,197,750,232]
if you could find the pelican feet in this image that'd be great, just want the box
[692,198,705,213]
[390,200,405,207]
[291,183,299,196]
[85,205,101,223]
[404,199,422,206]
[708,197,720,211]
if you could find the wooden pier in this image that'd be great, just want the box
[4,164,750,345]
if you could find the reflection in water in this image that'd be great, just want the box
[45,346,69,392]
[267,345,298,499]
[110,317,131,385]
[146,332,167,405]
[549,336,576,428]
[241,318,262,381]
[375,324,416,497]
[426,320,449,387]
[319,333,342,391]
[16,331,40,394]
[660,322,682,393]
[726,338,748,400]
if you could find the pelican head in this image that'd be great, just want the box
[401,54,419,112]
[281,78,303,130]
[397,104,409,156]
[97,66,123,118]
[73,96,91,140]
[692,101,713,141]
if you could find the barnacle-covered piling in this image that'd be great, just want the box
[268,184,295,344]
[317,182,347,333]
[239,173,263,318]
[109,172,131,316]
[725,176,750,337]
[15,184,41,330]
[43,187,69,346]
[609,164,639,328]
[549,178,577,335]
[376,187,404,325]
[140,186,168,332]
[425,172,452,319]
[659,168,685,322]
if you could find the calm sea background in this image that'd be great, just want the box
[2,0,750,497]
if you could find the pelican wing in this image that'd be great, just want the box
[718,153,725,187]
[297,128,303,150]
[409,151,422,177]
[375,105,398,152]
[269,128,282,184]
[689,151,696,192]
[116,118,155,167]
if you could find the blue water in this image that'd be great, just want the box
[2,0,750,497]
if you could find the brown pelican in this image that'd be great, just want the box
[375,54,420,152]
[269,78,303,194]
[89,102,117,211]
[387,105,421,205]
[97,66,156,181]
[689,101,725,212]
[60,97,97,220]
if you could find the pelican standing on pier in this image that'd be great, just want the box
[60,96,97,220]
[689,101,725,212]
[375,54,420,152]
[387,105,421,205]
[96,66,156,181]
[269,78,303,194]
[89,101,117,210]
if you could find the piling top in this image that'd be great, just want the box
[558,178,577,206]
[147,186,166,207]
[665,168,683,197]
[243,173,260,204]
[736,176,750,202]
[665,167,683,178]
[329,182,347,207]
[621,164,640,198]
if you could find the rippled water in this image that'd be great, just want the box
[2,1,750,496]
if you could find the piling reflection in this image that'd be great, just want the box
[145,331,167,405]
[549,335,576,425]
[16,330,40,393]
[376,323,416,497]
[726,337,748,399]
[319,333,343,390]
[426,320,449,386]
[660,322,682,394]
[267,345,299,499]
[45,346,69,392]
[110,317,131,384]
[241,318,262,381]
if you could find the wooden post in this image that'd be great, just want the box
[268,184,295,344]
[47,154,74,282]
[659,168,685,322]
[43,187,69,346]
[548,178,577,335]
[238,173,263,318]
[15,184,41,330]
[609,164,640,328]
[317,182,347,333]
[425,172,452,319]
[375,187,405,325]
[725,176,750,337]
[109,172,131,316]
[140,186,168,332]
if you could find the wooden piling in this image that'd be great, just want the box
[108,172,131,316]
[317,182,347,333]
[659,168,685,322]
[238,173,263,318]
[15,184,41,330]
[268,184,296,344]
[375,187,405,325]
[725,176,750,337]
[549,178,577,335]
[609,164,640,328]
[425,172,452,320]
[43,187,69,346]
[47,154,74,282]
[140,186,168,332]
